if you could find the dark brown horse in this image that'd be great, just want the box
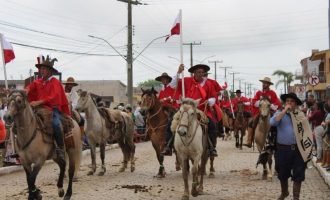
[140,87,178,177]
[233,101,248,150]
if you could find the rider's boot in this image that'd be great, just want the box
[277,179,289,200]
[161,135,174,156]
[54,130,66,163]
[292,181,302,200]
[217,120,225,138]
[208,136,218,157]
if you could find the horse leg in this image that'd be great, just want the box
[181,158,189,200]
[64,151,75,200]
[262,163,267,180]
[129,142,136,172]
[156,153,166,178]
[240,129,243,150]
[191,158,200,197]
[24,165,42,200]
[198,151,208,194]
[235,130,239,148]
[54,156,66,197]
[87,144,97,175]
[267,153,273,181]
[98,142,106,176]
[174,150,181,171]
[118,141,128,172]
[209,156,215,178]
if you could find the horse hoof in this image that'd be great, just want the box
[209,173,215,178]
[72,177,78,182]
[156,172,166,178]
[58,188,65,197]
[191,188,199,197]
[197,187,204,195]
[181,195,189,200]
[63,195,71,200]
[176,166,181,171]
[98,171,105,176]
[87,171,94,176]
[267,176,273,182]
[130,166,135,172]
[118,167,126,173]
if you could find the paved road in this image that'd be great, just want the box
[1,138,330,200]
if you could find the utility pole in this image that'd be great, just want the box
[248,83,252,98]
[118,0,145,105]
[237,78,243,90]
[329,0,330,48]
[229,72,239,92]
[244,82,247,94]
[208,60,222,81]
[183,41,201,68]
[219,66,232,80]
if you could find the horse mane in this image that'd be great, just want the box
[180,98,198,108]
[141,87,158,97]
[260,96,271,103]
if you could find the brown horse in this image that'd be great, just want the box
[140,87,178,177]
[4,90,82,200]
[222,108,233,140]
[233,101,248,150]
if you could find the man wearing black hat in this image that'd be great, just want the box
[270,93,313,200]
[156,72,179,156]
[232,89,251,118]
[169,64,220,157]
[26,55,70,162]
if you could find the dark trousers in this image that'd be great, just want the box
[275,144,306,182]
[53,108,64,147]
[78,114,85,127]
[208,117,217,147]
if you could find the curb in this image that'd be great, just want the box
[312,157,330,188]
[0,143,119,176]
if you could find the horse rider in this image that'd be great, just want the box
[232,89,252,118]
[169,64,221,157]
[220,94,233,118]
[25,55,70,162]
[244,77,282,148]
[155,72,179,156]
[63,77,85,136]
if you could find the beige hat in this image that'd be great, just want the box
[259,77,273,85]
[63,77,78,86]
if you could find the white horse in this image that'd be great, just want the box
[76,91,135,175]
[172,98,208,200]
[254,97,273,181]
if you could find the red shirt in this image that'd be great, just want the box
[232,96,250,112]
[177,77,221,122]
[0,119,6,143]
[252,89,281,116]
[27,77,71,115]
[158,84,179,109]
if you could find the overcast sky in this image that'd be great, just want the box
[0,0,328,95]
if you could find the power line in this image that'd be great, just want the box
[12,42,120,57]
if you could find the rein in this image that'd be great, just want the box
[144,94,168,133]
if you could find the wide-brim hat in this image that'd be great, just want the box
[259,77,273,85]
[188,64,210,73]
[235,89,243,93]
[155,72,172,82]
[63,77,78,86]
[280,93,303,106]
[35,55,58,73]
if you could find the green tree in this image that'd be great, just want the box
[137,79,162,88]
[272,70,294,93]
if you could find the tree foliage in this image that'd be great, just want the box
[272,70,294,93]
[137,79,162,88]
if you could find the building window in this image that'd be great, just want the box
[319,62,325,83]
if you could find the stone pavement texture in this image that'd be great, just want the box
[0,138,329,200]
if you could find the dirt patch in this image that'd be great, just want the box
[118,184,151,193]
[230,169,258,176]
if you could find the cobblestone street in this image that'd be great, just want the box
[1,138,330,200]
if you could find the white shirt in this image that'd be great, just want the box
[66,90,79,110]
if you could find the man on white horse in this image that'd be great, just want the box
[244,77,281,148]
[156,72,179,156]
[170,64,221,157]
[25,55,70,162]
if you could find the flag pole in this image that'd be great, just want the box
[0,33,8,90]
[179,9,185,98]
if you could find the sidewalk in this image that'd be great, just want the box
[0,143,118,176]
[312,157,330,187]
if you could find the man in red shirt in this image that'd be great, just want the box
[232,90,252,118]
[156,73,179,156]
[167,64,220,157]
[244,77,281,148]
[26,55,70,162]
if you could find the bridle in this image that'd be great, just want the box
[142,93,167,133]
[177,107,201,147]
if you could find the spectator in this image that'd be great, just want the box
[321,99,330,170]
[134,101,145,135]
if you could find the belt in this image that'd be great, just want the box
[277,143,298,151]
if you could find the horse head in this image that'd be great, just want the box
[4,90,28,124]
[237,101,245,113]
[76,90,90,112]
[176,98,199,136]
[259,97,271,119]
[140,87,158,112]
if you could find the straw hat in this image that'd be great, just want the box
[63,77,78,86]
[259,77,273,85]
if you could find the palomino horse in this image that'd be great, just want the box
[4,90,82,200]
[76,91,135,175]
[140,87,178,177]
[172,98,208,200]
[233,101,248,150]
[254,97,273,181]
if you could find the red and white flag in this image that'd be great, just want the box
[1,35,15,64]
[165,12,181,42]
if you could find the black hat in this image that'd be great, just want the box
[155,72,172,82]
[235,90,243,94]
[35,55,58,73]
[280,93,303,106]
[188,64,210,73]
